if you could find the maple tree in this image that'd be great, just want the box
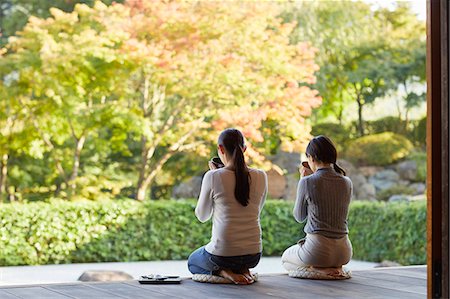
[0,0,321,200]
[122,1,321,199]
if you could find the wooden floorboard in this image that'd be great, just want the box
[88,282,171,299]
[0,289,21,299]
[342,275,425,294]
[45,284,125,299]
[0,266,426,299]
[2,287,72,299]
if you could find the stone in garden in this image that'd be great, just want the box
[284,173,299,201]
[337,160,355,175]
[172,176,203,199]
[375,260,402,268]
[359,166,384,178]
[267,166,286,199]
[398,180,410,186]
[388,194,410,203]
[409,182,426,195]
[270,151,301,174]
[369,170,400,191]
[396,161,417,181]
[356,183,377,201]
[349,174,367,190]
[410,194,426,201]
[78,270,133,282]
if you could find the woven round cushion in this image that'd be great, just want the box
[192,273,258,284]
[289,267,351,280]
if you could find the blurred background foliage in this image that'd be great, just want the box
[0,1,425,201]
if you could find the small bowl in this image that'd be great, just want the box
[210,157,224,168]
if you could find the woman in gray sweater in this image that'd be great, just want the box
[281,135,353,275]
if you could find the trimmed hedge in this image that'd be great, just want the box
[345,132,414,166]
[0,199,426,266]
[349,201,426,265]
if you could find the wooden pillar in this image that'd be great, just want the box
[427,0,449,298]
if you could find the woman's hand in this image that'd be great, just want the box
[300,166,313,177]
[208,161,218,170]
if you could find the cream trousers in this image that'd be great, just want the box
[281,233,353,271]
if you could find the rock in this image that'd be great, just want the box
[284,173,300,201]
[375,260,402,268]
[398,180,410,186]
[359,166,384,178]
[172,176,203,199]
[270,151,301,174]
[369,170,400,191]
[78,270,133,282]
[356,183,377,201]
[388,194,410,203]
[267,166,286,199]
[349,174,367,189]
[396,161,418,181]
[409,182,426,195]
[410,194,426,201]
[337,159,356,176]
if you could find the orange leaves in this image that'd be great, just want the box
[213,105,268,143]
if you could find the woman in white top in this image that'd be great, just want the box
[187,128,268,285]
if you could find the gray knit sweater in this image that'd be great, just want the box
[293,167,352,239]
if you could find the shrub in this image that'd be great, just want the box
[409,116,427,147]
[310,122,352,152]
[407,151,427,182]
[344,132,414,166]
[376,185,415,202]
[349,201,426,265]
[0,199,426,266]
[366,116,407,136]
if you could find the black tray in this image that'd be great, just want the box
[138,275,181,284]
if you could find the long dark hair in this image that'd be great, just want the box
[305,135,346,176]
[218,128,250,206]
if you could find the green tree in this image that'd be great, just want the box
[123,1,320,199]
[283,1,425,136]
[0,0,124,46]
[1,1,321,201]
[377,3,426,126]
[1,2,132,198]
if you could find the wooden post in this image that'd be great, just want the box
[427,0,449,297]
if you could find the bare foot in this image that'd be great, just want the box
[219,269,252,285]
[240,268,254,283]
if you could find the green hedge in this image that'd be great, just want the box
[349,201,426,265]
[0,199,426,266]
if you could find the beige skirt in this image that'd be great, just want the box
[281,233,353,270]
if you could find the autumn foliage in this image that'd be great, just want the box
[0,0,320,200]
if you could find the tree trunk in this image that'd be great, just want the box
[0,153,8,197]
[138,152,173,201]
[136,135,151,201]
[337,104,344,125]
[356,95,365,136]
[404,108,410,133]
[136,180,149,201]
[68,135,86,195]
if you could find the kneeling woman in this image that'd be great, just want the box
[188,128,268,285]
[282,135,353,274]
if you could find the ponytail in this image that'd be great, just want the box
[333,163,346,176]
[233,146,250,206]
[218,128,250,207]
